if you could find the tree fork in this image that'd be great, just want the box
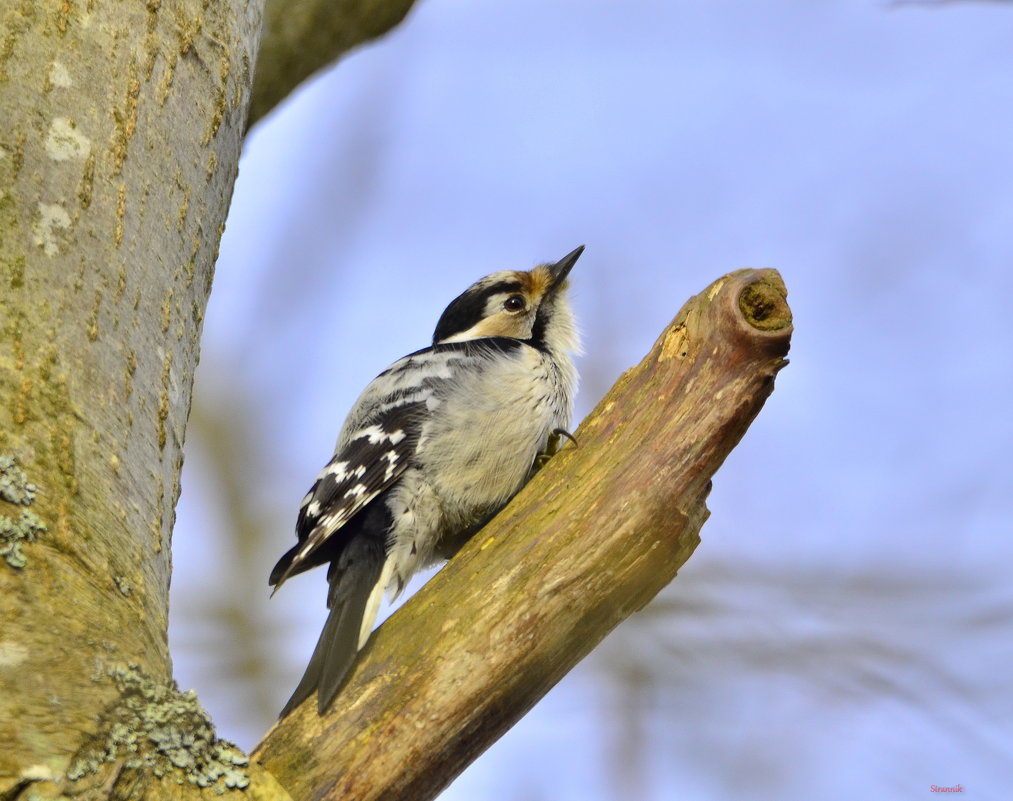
[252,268,793,801]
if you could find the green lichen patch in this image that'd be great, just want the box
[0,508,46,568]
[0,453,37,505]
[0,454,45,569]
[68,664,250,795]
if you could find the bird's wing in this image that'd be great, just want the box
[269,398,425,589]
[269,338,527,590]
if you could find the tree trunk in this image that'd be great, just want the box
[0,1,279,798]
[0,1,423,798]
[251,269,792,801]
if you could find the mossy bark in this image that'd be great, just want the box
[251,269,793,801]
[0,1,445,798]
[0,1,281,797]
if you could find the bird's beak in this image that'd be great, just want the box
[547,245,584,290]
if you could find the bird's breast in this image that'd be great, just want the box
[419,346,571,526]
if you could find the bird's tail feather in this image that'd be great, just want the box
[279,551,384,717]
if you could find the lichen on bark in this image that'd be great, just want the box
[0,453,46,569]
[67,664,251,795]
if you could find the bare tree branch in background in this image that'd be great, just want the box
[249,0,420,128]
[593,561,1013,795]
[251,269,792,801]
[179,392,289,724]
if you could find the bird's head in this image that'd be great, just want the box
[432,246,583,355]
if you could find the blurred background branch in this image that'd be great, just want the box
[249,0,419,127]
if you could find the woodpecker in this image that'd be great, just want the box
[270,246,583,715]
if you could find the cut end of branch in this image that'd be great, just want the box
[737,272,792,332]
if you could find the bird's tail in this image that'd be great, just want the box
[279,543,385,717]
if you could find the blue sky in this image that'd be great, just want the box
[170,2,1013,799]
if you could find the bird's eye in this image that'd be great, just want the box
[504,295,526,312]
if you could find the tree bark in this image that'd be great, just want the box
[0,1,290,798]
[248,0,419,128]
[251,269,793,801]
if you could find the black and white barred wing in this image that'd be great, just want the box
[269,341,524,591]
[268,397,425,590]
